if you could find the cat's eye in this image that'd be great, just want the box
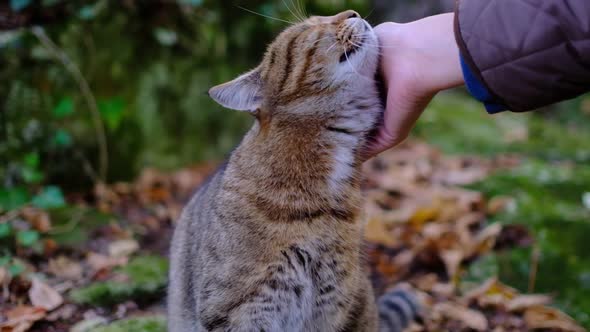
[347,13,359,19]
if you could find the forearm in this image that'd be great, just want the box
[455,0,590,112]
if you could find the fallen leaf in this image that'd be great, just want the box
[364,217,397,247]
[108,239,139,258]
[524,306,586,332]
[48,256,83,280]
[87,252,127,272]
[507,294,552,312]
[435,302,488,331]
[28,278,63,311]
[440,249,463,279]
[0,306,46,332]
[20,207,52,233]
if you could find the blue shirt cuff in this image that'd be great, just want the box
[460,55,507,114]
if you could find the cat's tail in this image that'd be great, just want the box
[377,286,421,332]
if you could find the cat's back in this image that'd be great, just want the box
[168,163,227,332]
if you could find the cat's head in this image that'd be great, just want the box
[209,10,380,120]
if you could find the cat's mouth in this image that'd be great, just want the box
[339,37,364,63]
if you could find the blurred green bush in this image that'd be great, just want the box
[0,0,369,191]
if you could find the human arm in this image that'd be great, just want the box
[366,0,590,157]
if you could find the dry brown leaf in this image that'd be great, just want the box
[440,249,463,279]
[507,294,552,312]
[468,223,502,257]
[0,306,46,332]
[524,306,586,332]
[364,217,396,247]
[462,277,498,302]
[20,207,52,233]
[48,256,83,280]
[28,278,63,311]
[409,206,439,226]
[107,239,139,258]
[87,252,128,273]
[435,302,489,331]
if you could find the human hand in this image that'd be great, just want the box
[364,13,465,158]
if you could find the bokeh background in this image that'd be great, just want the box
[1,0,590,330]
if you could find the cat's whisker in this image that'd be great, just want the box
[363,8,375,21]
[238,6,296,25]
[348,40,386,57]
[311,35,334,46]
[299,0,309,19]
[293,0,308,21]
[342,45,372,82]
[283,0,304,22]
[326,41,338,54]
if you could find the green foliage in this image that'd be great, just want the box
[31,185,66,209]
[0,254,26,277]
[90,316,166,332]
[0,187,30,211]
[70,255,169,306]
[1,0,369,188]
[417,93,590,162]
[16,229,40,247]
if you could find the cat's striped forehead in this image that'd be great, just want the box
[259,10,366,102]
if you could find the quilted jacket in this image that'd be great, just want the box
[454,0,590,112]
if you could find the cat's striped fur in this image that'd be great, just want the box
[168,10,419,331]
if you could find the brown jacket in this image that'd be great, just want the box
[455,0,590,112]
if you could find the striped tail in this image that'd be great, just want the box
[377,287,420,332]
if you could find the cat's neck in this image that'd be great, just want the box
[225,113,367,223]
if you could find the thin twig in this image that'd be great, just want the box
[31,26,108,184]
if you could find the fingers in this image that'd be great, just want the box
[363,87,433,159]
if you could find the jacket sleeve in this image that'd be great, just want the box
[454,0,590,112]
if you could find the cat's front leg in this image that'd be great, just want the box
[202,281,307,332]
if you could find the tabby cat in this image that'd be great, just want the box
[168,10,418,332]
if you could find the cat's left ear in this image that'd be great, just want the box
[208,67,263,112]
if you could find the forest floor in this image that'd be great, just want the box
[1,93,590,332]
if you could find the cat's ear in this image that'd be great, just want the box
[208,68,263,112]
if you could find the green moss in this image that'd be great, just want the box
[70,255,168,306]
[90,316,166,332]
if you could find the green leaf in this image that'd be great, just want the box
[16,230,40,247]
[92,316,166,332]
[153,28,178,47]
[0,223,13,238]
[10,0,32,11]
[99,98,126,130]
[71,255,168,306]
[32,186,66,209]
[53,129,73,147]
[0,187,30,211]
[52,98,74,118]
[23,152,39,168]
[78,0,106,20]
[8,261,25,276]
[0,255,10,266]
